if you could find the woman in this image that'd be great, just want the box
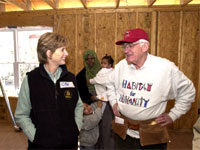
[15,32,83,149]
[76,50,101,104]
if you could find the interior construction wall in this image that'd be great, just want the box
[0,7,199,129]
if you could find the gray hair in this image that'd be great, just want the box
[137,39,149,47]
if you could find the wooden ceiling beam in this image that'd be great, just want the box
[0,0,7,4]
[54,0,59,8]
[147,0,156,7]
[116,0,120,8]
[0,2,5,11]
[180,0,192,6]
[24,0,32,10]
[80,0,87,9]
[7,0,26,10]
[43,0,57,9]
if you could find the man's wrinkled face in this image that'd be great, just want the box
[121,41,148,67]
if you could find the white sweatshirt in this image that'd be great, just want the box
[107,54,196,138]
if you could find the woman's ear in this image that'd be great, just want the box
[46,50,52,59]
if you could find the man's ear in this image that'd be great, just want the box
[46,50,52,59]
[142,42,149,53]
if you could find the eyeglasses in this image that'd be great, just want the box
[121,42,141,49]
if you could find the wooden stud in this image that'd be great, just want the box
[180,0,192,6]
[26,0,32,11]
[150,11,157,55]
[0,2,5,12]
[53,0,59,9]
[147,0,156,7]
[80,0,87,9]
[178,11,183,67]
[116,0,120,9]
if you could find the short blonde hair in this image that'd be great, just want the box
[37,32,67,64]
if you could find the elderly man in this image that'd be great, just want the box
[107,28,196,150]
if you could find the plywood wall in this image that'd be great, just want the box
[0,97,17,123]
[0,7,199,129]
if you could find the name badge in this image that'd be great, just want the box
[115,116,124,124]
[60,82,75,88]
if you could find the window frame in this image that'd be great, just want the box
[0,26,53,96]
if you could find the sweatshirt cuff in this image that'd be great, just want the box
[168,111,179,122]
[109,100,117,108]
[89,79,95,84]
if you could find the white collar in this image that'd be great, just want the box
[129,53,150,70]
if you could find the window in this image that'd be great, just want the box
[0,26,53,96]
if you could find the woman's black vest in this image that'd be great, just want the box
[27,64,79,148]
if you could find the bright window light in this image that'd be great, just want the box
[0,26,53,96]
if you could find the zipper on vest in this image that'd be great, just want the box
[55,84,59,110]
[55,84,58,100]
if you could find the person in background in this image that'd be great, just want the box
[107,28,196,150]
[76,50,101,104]
[14,32,83,150]
[89,54,114,104]
[88,54,116,149]
[79,101,103,150]
[193,116,200,150]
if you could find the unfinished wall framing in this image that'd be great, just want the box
[0,6,199,129]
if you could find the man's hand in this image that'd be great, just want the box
[113,103,121,117]
[155,113,173,127]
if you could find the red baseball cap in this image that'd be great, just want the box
[115,28,149,45]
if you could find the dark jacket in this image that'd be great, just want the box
[27,64,79,149]
[76,68,93,104]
